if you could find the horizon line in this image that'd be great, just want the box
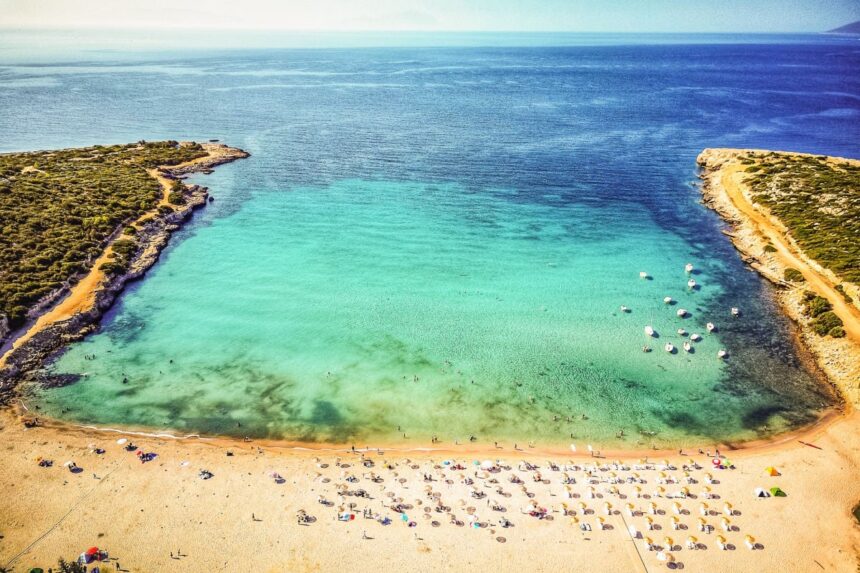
[0,27,839,35]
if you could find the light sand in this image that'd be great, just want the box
[0,407,858,572]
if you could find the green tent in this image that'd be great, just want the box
[770,487,787,497]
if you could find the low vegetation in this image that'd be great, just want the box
[801,290,845,338]
[0,141,206,331]
[783,268,805,283]
[743,152,860,284]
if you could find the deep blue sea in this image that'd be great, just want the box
[1,32,858,446]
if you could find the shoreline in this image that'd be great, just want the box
[0,142,249,389]
[697,148,860,409]
[6,389,845,460]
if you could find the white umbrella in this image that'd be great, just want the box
[116,438,127,445]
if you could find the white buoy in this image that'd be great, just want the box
[685,263,694,273]
[663,296,673,304]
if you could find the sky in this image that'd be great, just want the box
[0,0,858,33]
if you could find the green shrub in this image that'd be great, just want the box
[829,326,846,338]
[99,261,128,275]
[167,190,186,205]
[764,244,777,253]
[802,292,832,318]
[811,311,843,336]
[783,268,804,282]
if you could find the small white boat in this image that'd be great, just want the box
[663,296,673,304]
[717,349,728,359]
[731,307,740,316]
[640,271,649,279]
[620,305,630,313]
[677,328,687,336]
[665,343,675,353]
[685,263,694,274]
[706,322,716,332]
[645,326,656,337]
[683,342,692,352]
[687,279,697,289]
[677,308,688,317]
[690,333,702,341]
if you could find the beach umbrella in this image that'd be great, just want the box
[63,461,75,467]
[663,537,674,548]
[570,444,576,452]
[765,466,780,476]
[116,438,127,445]
[686,535,698,548]
[770,486,787,497]
[480,460,495,470]
[659,552,675,563]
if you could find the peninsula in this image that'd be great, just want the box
[697,149,860,405]
[0,141,249,389]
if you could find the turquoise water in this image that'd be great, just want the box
[4,34,854,446]
[35,179,825,446]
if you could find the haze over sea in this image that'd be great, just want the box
[2,32,858,447]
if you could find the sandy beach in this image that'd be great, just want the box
[0,406,858,572]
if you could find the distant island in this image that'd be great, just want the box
[0,141,248,390]
[827,20,860,34]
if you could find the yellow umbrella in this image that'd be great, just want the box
[663,536,674,548]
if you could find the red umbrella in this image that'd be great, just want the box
[86,547,99,556]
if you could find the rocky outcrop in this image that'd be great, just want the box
[0,146,248,397]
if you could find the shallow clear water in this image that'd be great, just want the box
[2,33,856,446]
